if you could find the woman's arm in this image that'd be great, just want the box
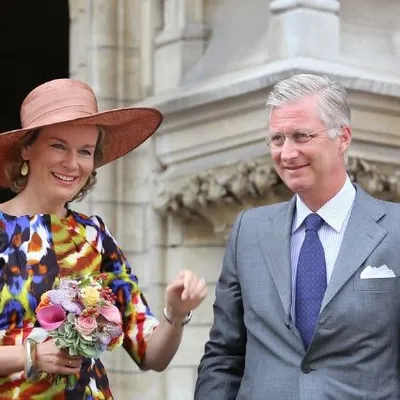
[142,271,206,371]
[96,216,207,371]
[0,345,25,375]
[140,317,184,372]
[0,340,82,377]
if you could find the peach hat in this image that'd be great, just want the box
[0,78,163,188]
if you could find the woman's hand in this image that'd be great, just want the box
[165,269,207,322]
[35,340,82,375]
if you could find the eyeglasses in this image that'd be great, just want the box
[266,128,331,148]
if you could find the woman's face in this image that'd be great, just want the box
[21,124,99,206]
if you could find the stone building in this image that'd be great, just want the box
[3,1,400,399]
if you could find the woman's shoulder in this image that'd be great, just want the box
[0,205,37,225]
[0,200,20,220]
[68,209,106,229]
[0,200,49,221]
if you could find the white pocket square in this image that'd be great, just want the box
[360,265,396,279]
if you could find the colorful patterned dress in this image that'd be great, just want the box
[0,210,159,399]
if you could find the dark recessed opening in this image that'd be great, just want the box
[0,0,70,203]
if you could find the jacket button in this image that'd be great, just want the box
[301,365,313,374]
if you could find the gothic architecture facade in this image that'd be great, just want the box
[69,1,400,398]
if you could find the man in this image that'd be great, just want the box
[195,74,400,399]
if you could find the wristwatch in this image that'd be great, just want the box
[163,307,193,326]
[24,338,41,383]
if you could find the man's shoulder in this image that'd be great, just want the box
[353,186,400,227]
[239,200,291,221]
[372,198,400,219]
[354,185,400,213]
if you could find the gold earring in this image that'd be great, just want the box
[21,161,29,177]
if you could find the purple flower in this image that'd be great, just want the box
[106,323,123,339]
[96,330,112,346]
[48,287,83,315]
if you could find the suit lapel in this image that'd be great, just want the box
[321,186,387,312]
[256,197,295,317]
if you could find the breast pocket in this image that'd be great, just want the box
[353,276,398,292]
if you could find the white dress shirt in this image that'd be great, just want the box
[290,176,356,320]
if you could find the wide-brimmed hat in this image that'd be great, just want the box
[0,78,163,188]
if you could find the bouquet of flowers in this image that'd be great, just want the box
[36,273,124,360]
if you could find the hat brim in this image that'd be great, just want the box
[0,107,163,188]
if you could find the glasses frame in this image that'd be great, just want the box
[266,127,334,149]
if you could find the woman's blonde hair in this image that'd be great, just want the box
[5,127,105,202]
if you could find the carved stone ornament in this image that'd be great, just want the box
[152,157,400,236]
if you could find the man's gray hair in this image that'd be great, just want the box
[266,74,351,138]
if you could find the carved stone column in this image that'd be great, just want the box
[121,0,143,103]
[68,0,118,218]
[154,0,209,93]
[81,0,119,230]
[268,0,340,60]
[140,0,164,97]
[86,1,118,109]
[69,0,89,80]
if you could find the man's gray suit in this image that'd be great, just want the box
[195,185,400,399]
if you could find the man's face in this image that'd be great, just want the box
[268,94,351,207]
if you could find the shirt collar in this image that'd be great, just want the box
[292,176,356,234]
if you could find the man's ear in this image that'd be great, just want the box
[338,125,352,154]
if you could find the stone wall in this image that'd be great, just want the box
[68,1,400,399]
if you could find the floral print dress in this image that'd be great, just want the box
[0,210,159,399]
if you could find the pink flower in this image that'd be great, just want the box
[75,314,98,336]
[99,305,122,325]
[37,305,66,331]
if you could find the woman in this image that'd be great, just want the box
[0,79,207,399]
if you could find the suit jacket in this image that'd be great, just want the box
[195,185,400,400]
